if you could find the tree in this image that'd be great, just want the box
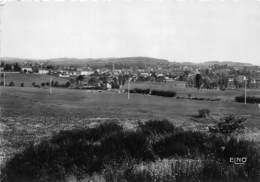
[218,74,228,90]
[54,81,59,87]
[13,62,21,72]
[4,64,12,71]
[76,75,84,85]
[195,74,202,89]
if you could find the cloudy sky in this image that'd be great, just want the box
[1,0,260,64]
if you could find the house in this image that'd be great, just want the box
[38,69,49,74]
[255,75,260,88]
[79,70,94,76]
[21,67,33,73]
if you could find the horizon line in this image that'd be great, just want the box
[0,56,259,66]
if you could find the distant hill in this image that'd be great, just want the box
[202,61,254,67]
[0,57,169,67]
[0,57,257,67]
[45,57,169,66]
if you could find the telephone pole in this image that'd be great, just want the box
[49,78,52,95]
[244,76,247,104]
[128,78,131,100]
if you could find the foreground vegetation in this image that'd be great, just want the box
[1,120,259,182]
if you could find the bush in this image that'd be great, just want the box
[235,95,260,104]
[128,88,150,94]
[150,90,176,97]
[9,81,15,87]
[100,130,155,162]
[41,82,45,87]
[65,81,71,88]
[2,120,259,182]
[198,109,210,118]
[138,120,182,137]
[153,131,212,158]
[209,114,246,135]
[20,83,24,87]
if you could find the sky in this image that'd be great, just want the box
[0,0,260,65]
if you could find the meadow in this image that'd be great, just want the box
[1,85,260,128]
[1,73,69,87]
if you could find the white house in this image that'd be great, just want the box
[78,70,94,76]
[21,67,33,73]
[38,69,49,74]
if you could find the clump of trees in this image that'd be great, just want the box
[0,62,21,72]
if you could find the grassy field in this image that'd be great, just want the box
[1,73,69,87]
[0,86,260,128]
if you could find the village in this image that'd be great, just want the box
[1,58,260,91]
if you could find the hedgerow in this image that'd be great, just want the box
[235,96,260,104]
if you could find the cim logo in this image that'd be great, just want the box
[229,157,247,165]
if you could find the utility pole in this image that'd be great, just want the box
[49,78,52,95]
[3,71,4,88]
[127,78,131,100]
[244,76,247,104]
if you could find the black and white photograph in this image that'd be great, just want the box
[0,0,260,181]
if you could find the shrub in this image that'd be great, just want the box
[198,109,210,118]
[2,120,259,182]
[9,81,15,87]
[150,90,176,97]
[20,83,24,87]
[128,88,150,94]
[235,95,260,104]
[153,131,211,158]
[138,120,182,137]
[65,81,71,88]
[134,88,150,94]
[100,130,155,162]
[41,82,45,87]
[209,114,246,135]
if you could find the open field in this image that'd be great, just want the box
[1,73,69,87]
[1,86,260,128]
